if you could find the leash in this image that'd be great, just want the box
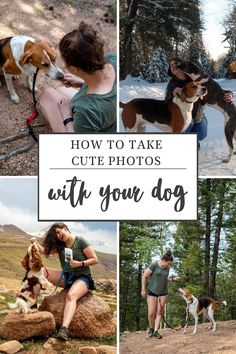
[48,262,71,296]
[159,297,189,332]
[26,68,39,143]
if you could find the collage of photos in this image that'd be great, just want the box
[0,1,236,354]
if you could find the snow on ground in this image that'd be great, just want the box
[119,76,236,176]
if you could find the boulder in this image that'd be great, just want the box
[39,290,115,338]
[0,311,56,340]
[0,340,23,354]
[95,279,116,294]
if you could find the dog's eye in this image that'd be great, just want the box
[42,62,49,67]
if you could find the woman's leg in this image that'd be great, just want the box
[56,86,77,99]
[43,267,66,288]
[147,295,158,330]
[154,295,168,332]
[38,87,68,132]
[62,279,89,328]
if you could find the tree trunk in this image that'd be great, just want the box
[135,264,142,330]
[209,181,226,298]
[121,274,130,331]
[123,0,140,77]
[204,179,211,296]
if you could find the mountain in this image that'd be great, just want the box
[0,224,116,280]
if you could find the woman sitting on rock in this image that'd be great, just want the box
[32,222,98,341]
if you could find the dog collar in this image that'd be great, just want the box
[178,91,193,104]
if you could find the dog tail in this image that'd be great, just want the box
[119,101,126,108]
[216,300,227,306]
[8,302,17,309]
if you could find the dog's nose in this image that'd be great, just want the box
[57,71,64,80]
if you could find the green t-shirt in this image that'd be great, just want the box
[147,262,170,295]
[58,236,91,276]
[70,52,117,133]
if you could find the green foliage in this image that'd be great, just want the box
[120,179,236,332]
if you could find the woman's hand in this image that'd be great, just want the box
[58,97,72,121]
[69,260,83,268]
[62,73,84,88]
[224,92,233,103]
[173,87,182,96]
[173,276,181,282]
[141,289,146,298]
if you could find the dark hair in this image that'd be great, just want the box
[59,21,106,73]
[43,222,70,256]
[162,249,173,262]
[167,57,184,77]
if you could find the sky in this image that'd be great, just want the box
[202,0,230,60]
[0,177,117,254]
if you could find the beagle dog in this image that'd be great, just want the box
[177,288,227,334]
[177,61,236,163]
[120,81,207,133]
[0,35,64,103]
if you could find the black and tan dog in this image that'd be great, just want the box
[120,81,207,133]
[177,61,236,163]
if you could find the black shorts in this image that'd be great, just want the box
[147,289,168,297]
[63,272,96,290]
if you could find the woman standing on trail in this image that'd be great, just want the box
[141,250,179,339]
[31,222,98,341]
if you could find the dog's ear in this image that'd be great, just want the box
[20,51,33,66]
[22,253,30,270]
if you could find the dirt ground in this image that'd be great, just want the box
[0,0,116,175]
[120,321,236,354]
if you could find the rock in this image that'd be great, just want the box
[39,290,115,338]
[43,337,69,350]
[0,340,23,353]
[0,295,5,300]
[0,311,56,340]
[95,279,117,294]
[80,347,97,354]
[96,345,117,354]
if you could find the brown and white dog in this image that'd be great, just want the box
[177,288,227,334]
[120,82,207,133]
[8,242,52,313]
[0,35,64,103]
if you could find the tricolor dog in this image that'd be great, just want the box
[8,242,53,313]
[177,288,227,334]
[0,35,64,103]
[177,61,236,163]
[120,81,207,133]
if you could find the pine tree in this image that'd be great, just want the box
[143,47,169,83]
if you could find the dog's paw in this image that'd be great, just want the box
[11,94,20,104]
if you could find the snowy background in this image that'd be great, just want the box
[119,76,236,176]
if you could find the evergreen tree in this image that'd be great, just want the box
[143,47,169,83]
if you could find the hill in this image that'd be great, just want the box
[0,224,116,281]
[120,321,236,354]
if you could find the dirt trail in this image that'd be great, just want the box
[120,321,236,354]
[0,0,116,175]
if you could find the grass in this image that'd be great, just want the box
[4,20,14,29]
[32,4,44,16]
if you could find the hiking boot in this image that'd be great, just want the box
[56,326,69,341]
[153,330,162,339]
[148,328,154,337]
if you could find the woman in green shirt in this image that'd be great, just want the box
[38,21,116,133]
[33,222,98,341]
[141,250,179,339]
